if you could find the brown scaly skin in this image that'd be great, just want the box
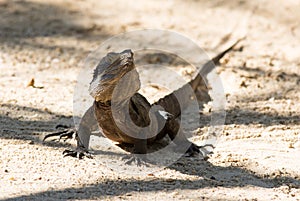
[44,41,241,164]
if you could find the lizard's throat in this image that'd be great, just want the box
[89,69,141,104]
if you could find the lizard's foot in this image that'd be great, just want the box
[63,148,93,159]
[185,143,215,160]
[122,154,150,167]
[43,128,76,142]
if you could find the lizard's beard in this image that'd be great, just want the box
[111,69,141,104]
[89,69,141,103]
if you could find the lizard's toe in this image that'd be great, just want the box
[185,143,215,160]
[43,128,76,142]
[122,154,150,167]
[63,149,93,159]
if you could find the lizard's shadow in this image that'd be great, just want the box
[116,137,172,153]
[90,136,174,157]
[90,135,211,168]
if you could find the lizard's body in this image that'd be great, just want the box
[44,40,241,161]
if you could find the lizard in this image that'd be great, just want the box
[43,39,242,164]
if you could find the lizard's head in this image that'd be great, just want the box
[89,49,141,102]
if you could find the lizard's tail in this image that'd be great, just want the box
[190,36,245,91]
[154,37,245,118]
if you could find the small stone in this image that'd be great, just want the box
[240,80,248,88]
[165,178,174,182]
[52,58,60,63]
[268,97,275,102]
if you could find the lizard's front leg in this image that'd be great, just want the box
[44,106,97,159]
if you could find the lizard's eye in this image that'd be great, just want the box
[120,54,126,60]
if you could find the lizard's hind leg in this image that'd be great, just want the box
[165,117,214,160]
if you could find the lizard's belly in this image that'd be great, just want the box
[94,102,140,144]
[93,95,163,145]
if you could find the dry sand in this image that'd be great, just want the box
[0,0,299,200]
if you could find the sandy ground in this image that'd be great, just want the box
[0,0,300,200]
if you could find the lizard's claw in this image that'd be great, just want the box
[63,149,93,159]
[185,143,215,160]
[122,154,150,167]
[43,128,76,142]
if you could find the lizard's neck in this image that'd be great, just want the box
[92,69,141,105]
[95,89,134,107]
